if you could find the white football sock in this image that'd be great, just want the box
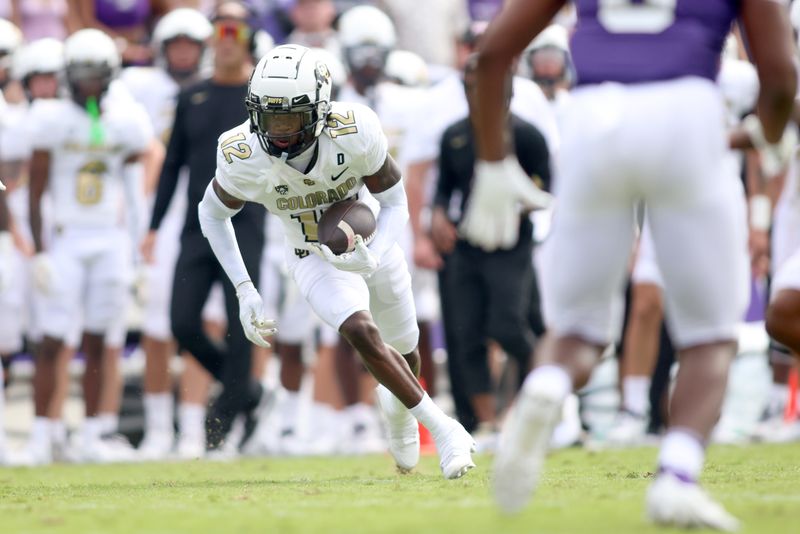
[179,403,206,441]
[622,375,651,416]
[144,393,174,433]
[375,384,407,417]
[98,413,119,435]
[280,390,301,432]
[523,364,573,400]
[658,428,705,482]
[50,419,67,446]
[409,393,451,440]
[82,417,103,444]
[30,417,51,446]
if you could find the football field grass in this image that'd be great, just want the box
[1,444,798,534]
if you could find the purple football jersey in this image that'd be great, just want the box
[571,0,739,85]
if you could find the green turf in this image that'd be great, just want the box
[0,444,798,534]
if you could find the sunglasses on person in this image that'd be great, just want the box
[213,20,252,43]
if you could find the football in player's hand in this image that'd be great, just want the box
[317,199,377,255]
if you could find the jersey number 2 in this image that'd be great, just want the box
[598,0,677,34]
[220,132,253,164]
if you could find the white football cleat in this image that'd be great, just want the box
[434,419,476,480]
[376,385,420,472]
[175,434,205,460]
[138,430,174,461]
[492,383,563,514]
[603,410,649,448]
[647,472,740,532]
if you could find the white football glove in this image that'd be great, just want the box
[459,156,553,252]
[0,179,6,191]
[32,252,55,295]
[0,232,13,293]
[236,280,277,348]
[312,234,379,276]
[743,114,799,179]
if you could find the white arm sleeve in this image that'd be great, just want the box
[368,178,409,260]
[198,181,251,287]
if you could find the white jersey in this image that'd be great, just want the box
[215,101,387,253]
[119,66,179,142]
[28,96,152,228]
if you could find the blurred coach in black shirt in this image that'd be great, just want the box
[431,59,550,437]
[143,1,266,449]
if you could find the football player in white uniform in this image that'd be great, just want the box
[199,44,476,478]
[27,29,152,464]
[121,7,214,461]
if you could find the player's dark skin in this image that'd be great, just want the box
[214,152,425,408]
[472,0,796,440]
[29,146,141,419]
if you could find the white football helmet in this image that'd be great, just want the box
[386,50,429,88]
[0,18,21,55]
[246,44,332,159]
[152,8,213,47]
[64,29,121,104]
[338,6,396,49]
[13,38,65,81]
[0,18,22,72]
[338,6,396,89]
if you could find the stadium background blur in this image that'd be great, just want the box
[0,0,797,474]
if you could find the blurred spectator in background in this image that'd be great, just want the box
[245,0,293,44]
[286,0,338,56]
[77,0,155,65]
[378,0,469,81]
[9,0,80,41]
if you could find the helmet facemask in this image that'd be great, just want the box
[247,97,320,159]
[246,47,332,160]
[67,62,113,107]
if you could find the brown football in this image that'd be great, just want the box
[317,199,377,255]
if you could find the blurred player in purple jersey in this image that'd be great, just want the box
[466,0,797,530]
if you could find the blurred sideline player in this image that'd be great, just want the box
[199,44,476,478]
[0,37,65,462]
[27,29,152,464]
[121,7,215,460]
[468,0,796,530]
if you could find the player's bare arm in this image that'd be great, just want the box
[362,153,401,194]
[28,149,50,253]
[474,0,565,161]
[740,0,797,143]
[212,177,246,210]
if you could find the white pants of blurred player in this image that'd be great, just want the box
[288,243,419,355]
[540,78,749,349]
[37,226,132,341]
[0,247,29,354]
